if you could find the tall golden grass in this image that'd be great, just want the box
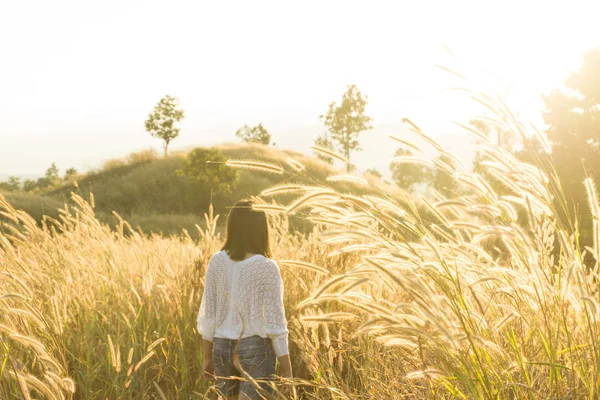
[2,92,600,399]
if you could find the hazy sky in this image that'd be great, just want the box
[1,0,599,178]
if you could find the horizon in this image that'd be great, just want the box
[2,0,600,178]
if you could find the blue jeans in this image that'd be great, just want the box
[213,336,276,399]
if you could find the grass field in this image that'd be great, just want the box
[2,98,600,399]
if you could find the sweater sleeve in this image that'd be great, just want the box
[261,260,289,357]
[197,253,218,341]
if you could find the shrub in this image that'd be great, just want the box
[127,148,160,165]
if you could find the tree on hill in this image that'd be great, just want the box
[23,179,37,192]
[365,168,382,179]
[542,48,600,205]
[321,85,372,172]
[38,163,61,189]
[145,95,185,156]
[313,134,335,164]
[64,167,78,181]
[390,148,431,191]
[235,123,271,145]
[177,148,240,200]
[0,176,21,192]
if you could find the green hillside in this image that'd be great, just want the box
[2,143,347,236]
[2,142,417,237]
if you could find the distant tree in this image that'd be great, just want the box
[542,48,600,205]
[541,47,600,255]
[23,179,37,192]
[431,153,458,197]
[313,134,335,164]
[321,85,373,172]
[35,162,61,189]
[145,95,185,156]
[177,148,240,197]
[23,163,62,191]
[390,148,431,191]
[64,167,78,181]
[470,118,517,194]
[365,168,382,179]
[0,176,21,192]
[8,176,21,190]
[235,123,271,145]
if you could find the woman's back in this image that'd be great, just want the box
[197,250,288,355]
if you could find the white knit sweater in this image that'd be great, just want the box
[197,251,289,357]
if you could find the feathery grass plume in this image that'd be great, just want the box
[286,190,338,214]
[496,200,518,221]
[107,335,117,370]
[388,135,424,154]
[339,277,370,294]
[585,177,600,271]
[278,260,329,274]
[402,118,445,153]
[326,175,369,186]
[300,313,357,323]
[310,275,347,300]
[153,381,168,400]
[390,155,434,168]
[310,145,348,164]
[251,204,287,213]
[285,157,305,173]
[418,196,451,227]
[328,244,380,257]
[320,228,384,244]
[376,336,419,349]
[134,351,156,372]
[454,121,492,143]
[434,64,467,80]
[261,184,314,197]
[226,159,284,174]
[308,216,346,228]
[339,195,375,211]
[469,94,500,118]
[146,338,166,353]
[23,373,60,400]
[529,122,553,154]
[439,151,465,172]
[6,332,47,354]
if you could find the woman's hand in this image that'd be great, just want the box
[277,355,293,398]
[277,354,293,379]
[202,358,215,381]
[202,339,215,381]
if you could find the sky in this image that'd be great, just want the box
[1,0,600,178]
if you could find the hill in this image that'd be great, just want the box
[3,143,407,237]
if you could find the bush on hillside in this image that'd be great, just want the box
[0,191,63,222]
[177,147,240,197]
[127,148,160,165]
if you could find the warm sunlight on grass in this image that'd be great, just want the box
[3,88,600,399]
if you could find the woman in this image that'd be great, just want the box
[197,199,293,400]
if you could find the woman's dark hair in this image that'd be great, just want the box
[222,199,271,261]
